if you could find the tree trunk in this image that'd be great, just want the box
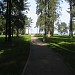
[44,0,47,42]
[69,0,73,38]
[5,0,8,41]
[47,1,51,37]
[47,24,51,37]
[11,26,13,38]
[17,27,19,37]
[47,30,50,37]
[51,21,54,36]
[8,0,11,41]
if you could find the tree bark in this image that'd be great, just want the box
[17,27,19,37]
[47,24,51,37]
[11,26,13,38]
[51,20,54,36]
[5,0,8,41]
[69,0,73,38]
[8,0,11,41]
[44,0,47,42]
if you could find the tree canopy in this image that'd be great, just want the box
[0,0,30,41]
[36,0,60,38]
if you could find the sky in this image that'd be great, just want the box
[59,0,70,24]
[26,0,70,34]
[26,0,37,34]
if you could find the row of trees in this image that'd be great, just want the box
[35,0,61,39]
[0,0,31,41]
[35,0,75,39]
[57,21,75,35]
[68,0,75,37]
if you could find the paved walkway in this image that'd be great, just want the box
[22,35,74,75]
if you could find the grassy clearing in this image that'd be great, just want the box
[0,35,31,75]
[37,35,75,73]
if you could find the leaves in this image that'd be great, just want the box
[58,22,68,34]
[36,0,60,36]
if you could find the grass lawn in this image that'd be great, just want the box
[0,35,31,75]
[37,35,75,74]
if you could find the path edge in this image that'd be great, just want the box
[21,42,32,75]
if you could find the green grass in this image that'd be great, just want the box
[37,35,75,73]
[34,34,43,37]
[0,35,31,75]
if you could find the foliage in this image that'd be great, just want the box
[36,14,45,31]
[65,0,75,37]
[0,0,30,41]
[26,17,33,27]
[35,0,61,37]
[11,0,30,36]
[26,17,33,34]
[58,22,68,35]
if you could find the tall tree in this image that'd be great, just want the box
[2,0,29,40]
[8,0,12,41]
[65,0,75,37]
[36,0,60,39]
[47,0,60,37]
[36,0,47,41]
[69,0,73,37]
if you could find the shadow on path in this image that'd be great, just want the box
[22,35,74,75]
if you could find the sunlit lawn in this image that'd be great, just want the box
[37,34,75,74]
[0,35,31,75]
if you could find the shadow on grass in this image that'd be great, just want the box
[37,35,75,74]
[0,35,30,75]
[46,35,75,73]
